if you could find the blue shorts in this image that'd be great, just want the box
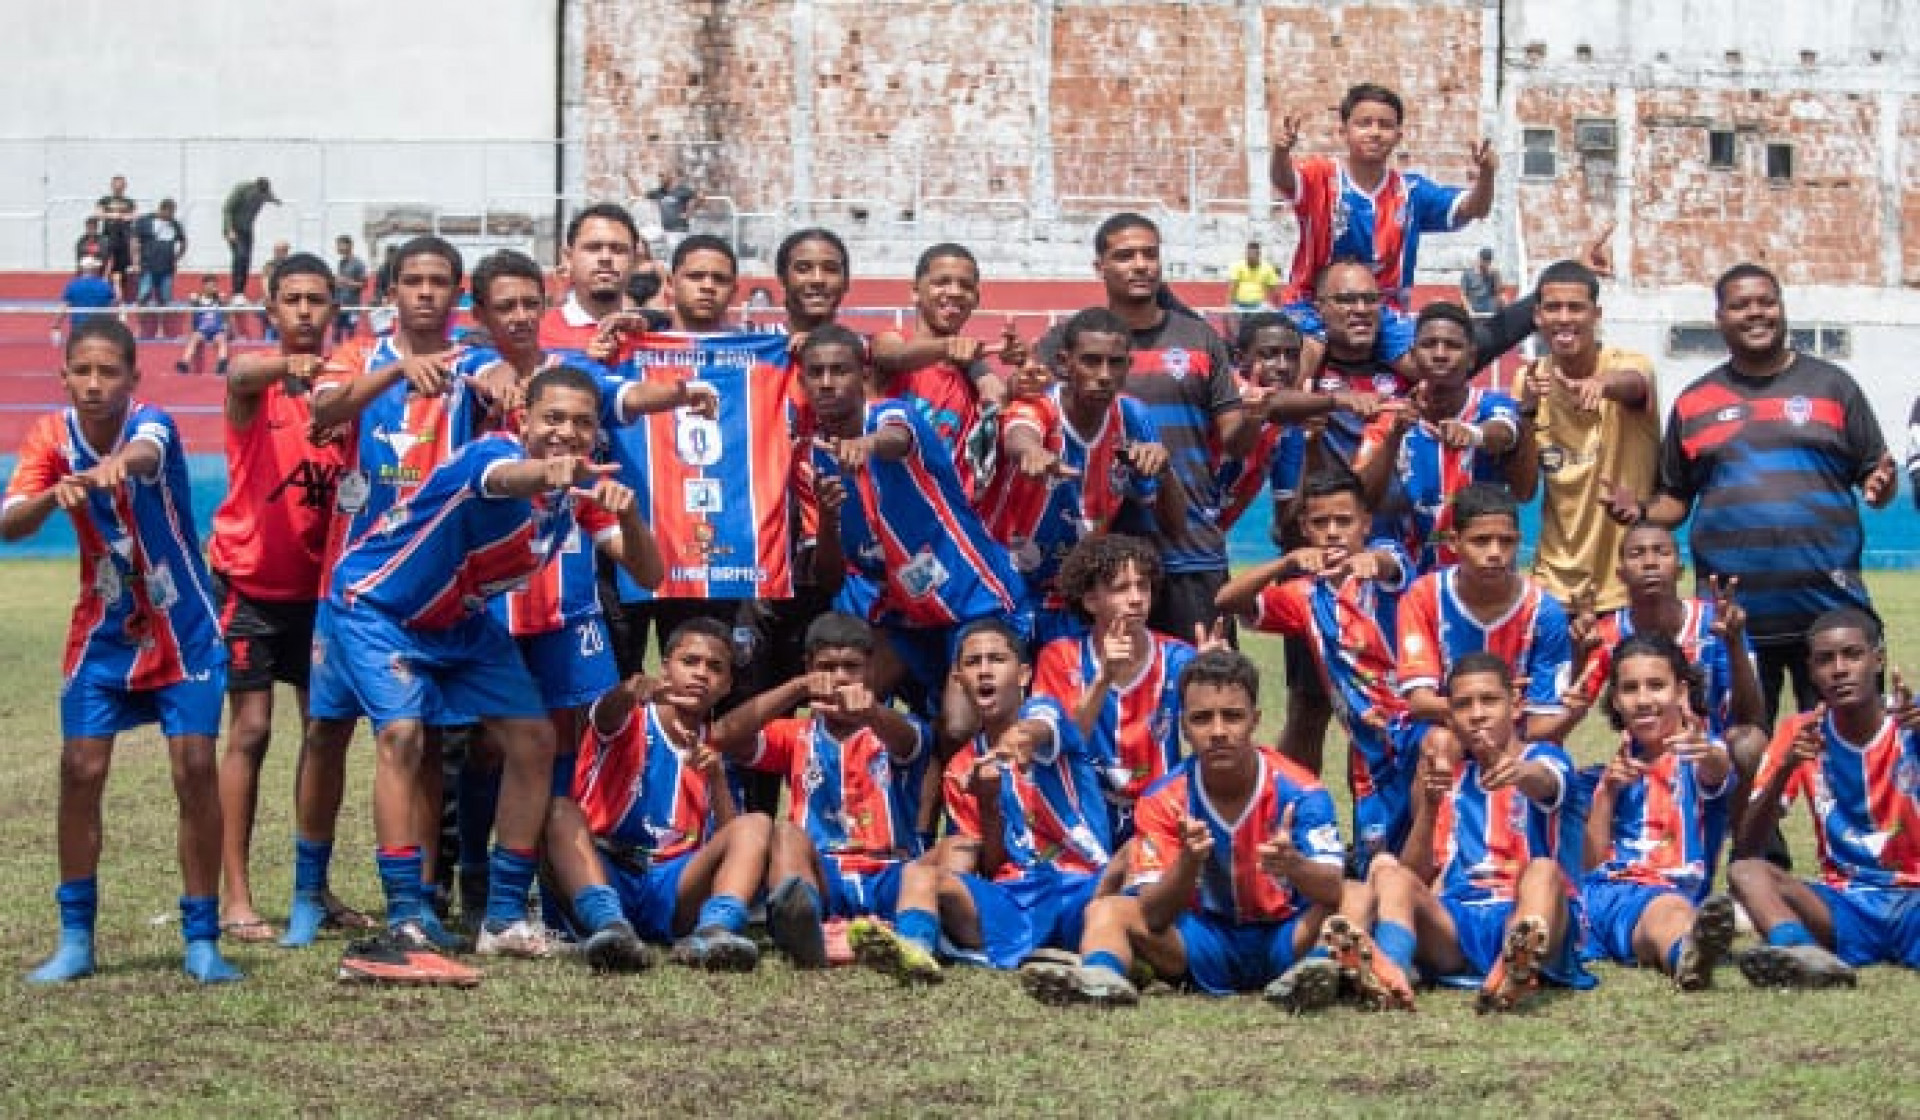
[821,856,905,921]
[1580,879,1686,964]
[516,618,619,712]
[551,750,578,799]
[1174,910,1306,995]
[1349,722,1425,875]
[317,603,545,731]
[601,849,693,944]
[951,872,1041,969]
[1282,299,1418,363]
[1809,883,1920,969]
[1439,895,1596,990]
[1031,868,1100,952]
[59,668,226,740]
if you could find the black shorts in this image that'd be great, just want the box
[1283,635,1329,705]
[1146,568,1235,648]
[215,575,317,692]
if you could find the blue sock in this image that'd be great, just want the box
[572,884,623,935]
[55,877,99,934]
[1084,950,1129,976]
[457,760,501,873]
[485,846,539,928]
[1767,921,1817,949]
[375,848,425,929]
[695,894,748,935]
[180,895,221,944]
[895,907,941,953]
[1373,920,1417,973]
[293,838,332,893]
[1666,938,1686,972]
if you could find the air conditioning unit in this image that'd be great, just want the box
[1575,118,1618,153]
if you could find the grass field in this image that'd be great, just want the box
[0,560,1917,1118]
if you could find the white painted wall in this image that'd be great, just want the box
[0,0,560,270]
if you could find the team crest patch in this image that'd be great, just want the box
[336,469,371,514]
[1163,348,1191,380]
[1372,373,1400,396]
[1538,446,1566,474]
[1785,395,1813,426]
[388,653,414,685]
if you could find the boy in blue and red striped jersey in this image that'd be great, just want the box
[1216,468,1423,873]
[315,365,626,973]
[707,612,930,967]
[1369,653,1593,1013]
[801,323,1028,711]
[573,619,774,970]
[1729,608,1920,988]
[1023,649,1404,1011]
[1215,312,1306,538]
[1580,634,1738,990]
[978,307,1179,644]
[3,318,240,984]
[1396,483,1576,742]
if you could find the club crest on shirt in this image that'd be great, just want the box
[1163,348,1191,381]
[1785,395,1813,426]
[1372,373,1400,396]
[335,469,371,514]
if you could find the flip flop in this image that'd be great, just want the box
[220,918,279,944]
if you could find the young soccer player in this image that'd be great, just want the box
[1729,608,1920,987]
[538,202,645,354]
[667,234,739,333]
[1356,302,1535,574]
[1215,312,1306,536]
[802,323,1028,708]
[315,365,619,972]
[706,612,930,967]
[845,618,1113,983]
[1022,650,1389,1011]
[1216,468,1421,870]
[1032,534,1205,834]
[1270,82,1496,369]
[978,308,1179,641]
[176,274,230,376]
[1580,634,1737,990]
[1368,653,1593,1013]
[3,318,239,984]
[572,620,775,969]
[207,253,362,943]
[869,243,1018,491]
[1396,483,1576,742]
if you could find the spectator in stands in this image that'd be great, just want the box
[333,235,369,343]
[647,171,700,254]
[1225,241,1282,317]
[221,176,279,298]
[1460,247,1503,316]
[53,256,117,346]
[96,175,138,301]
[74,218,108,272]
[132,199,187,335]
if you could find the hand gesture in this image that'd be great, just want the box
[815,434,876,472]
[286,353,327,386]
[1334,391,1383,419]
[945,335,983,366]
[1193,617,1231,654]
[1567,586,1601,662]
[1470,139,1498,178]
[1436,419,1481,451]
[1707,575,1745,641]
[1582,221,1618,280]
[1596,477,1643,526]
[970,750,1005,795]
[547,455,618,492]
[1419,737,1455,805]
[1522,360,1552,405]
[1122,440,1170,482]
[1257,804,1299,879]
[1665,710,1714,765]
[1178,814,1215,868]
[996,722,1042,769]
[575,476,634,516]
[1556,369,1606,413]
[814,472,848,520]
[471,359,524,415]
[1096,615,1135,679]
[1599,744,1645,794]
[1862,453,1898,507]
[989,318,1028,369]
[1476,736,1520,789]
[1328,547,1384,584]
[1891,667,1920,734]
[1273,114,1302,154]
[51,473,95,511]
[398,353,452,397]
[1789,704,1828,766]
[681,379,720,420]
[1016,444,1079,485]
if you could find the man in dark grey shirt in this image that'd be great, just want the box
[222,177,279,296]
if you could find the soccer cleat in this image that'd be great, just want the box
[1019,960,1084,1006]
[1068,963,1140,1007]
[475,919,556,960]
[766,879,828,969]
[184,939,244,984]
[1476,916,1549,1014]
[671,926,761,972]
[25,932,96,985]
[847,918,943,985]
[1318,916,1413,1011]
[1672,894,1737,992]
[1264,956,1343,1013]
[581,921,657,974]
[337,933,482,988]
[1736,943,1859,990]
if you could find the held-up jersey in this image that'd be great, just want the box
[748,713,930,875]
[207,379,342,602]
[1397,568,1574,717]
[573,703,715,861]
[1032,630,1196,805]
[600,332,796,602]
[942,697,1112,880]
[1588,736,1733,900]
[330,434,574,630]
[977,387,1160,605]
[1128,749,1344,925]
[5,404,224,687]
[1357,389,1521,573]
[819,399,1025,629]
[1430,743,1578,904]
[1752,712,1920,889]
[1284,157,1468,307]
[1569,600,1754,737]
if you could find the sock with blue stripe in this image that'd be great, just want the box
[26,878,98,984]
[1767,921,1817,949]
[180,895,242,983]
[1373,920,1417,973]
[695,894,749,935]
[280,838,334,947]
[376,847,425,930]
[1083,950,1129,977]
[1666,937,1686,973]
[895,907,941,954]
[572,884,624,936]
[484,846,539,929]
